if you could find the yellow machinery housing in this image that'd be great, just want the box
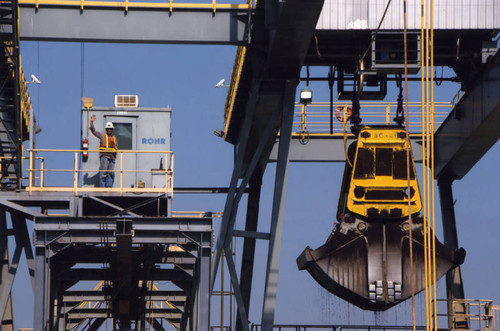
[347,126,421,219]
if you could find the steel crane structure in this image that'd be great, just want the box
[0,0,498,330]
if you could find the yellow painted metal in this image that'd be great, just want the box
[29,150,34,194]
[120,154,124,195]
[152,283,174,309]
[18,0,251,10]
[346,126,422,218]
[300,104,306,132]
[172,211,222,218]
[223,45,246,139]
[25,149,174,195]
[73,152,78,195]
[19,66,33,134]
[2,45,32,142]
[78,280,104,309]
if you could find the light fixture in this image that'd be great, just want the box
[213,128,224,138]
[300,88,312,104]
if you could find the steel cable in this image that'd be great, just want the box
[403,1,416,330]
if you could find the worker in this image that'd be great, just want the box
[90,114,118,187]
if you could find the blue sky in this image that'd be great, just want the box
[13,41,500,329]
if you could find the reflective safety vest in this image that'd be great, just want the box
[99,134,117,152]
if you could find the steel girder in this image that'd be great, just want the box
[435,51,500,181]
[0,192,211,331]
[33,214,212,330]
[0,207,35,329]
[19,6,248,44]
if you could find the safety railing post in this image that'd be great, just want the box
[120,152,124,195]
[164,152,169,194]
[28,149,34,195]
[300,104,306,132]
[73,152,78,195]
[386,104,391,124]
[170,153,174,195]
[40,158,45,187]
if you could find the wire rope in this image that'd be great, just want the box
[430,1,438,329]
[343,117,352,168]
[421,1,431,329]
[80,42,85,101]
[36,41,40,146]
[420,1,437,329]
[402,2,416,330]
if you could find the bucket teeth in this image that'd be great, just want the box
[297,215,465,311]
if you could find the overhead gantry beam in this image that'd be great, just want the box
[435,51,500,181]
[19,3,249,44]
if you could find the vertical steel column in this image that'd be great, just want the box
[0,212,25,319]
[235,172,263,331]
[12,212,35,289]
[197,235,211,331]
[0,208,13,329]
[211,79,262,289]
[261,80,297,330]
[221,104,281,331]
[34,244,49,331]
[438,177,467,329]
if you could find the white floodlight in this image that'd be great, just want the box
[300,88,313,104]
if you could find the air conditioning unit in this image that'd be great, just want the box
[114,95,139,108]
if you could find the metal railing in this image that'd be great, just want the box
[26,149,174,195]
[18,0,252,12]
[435,298,495,331]
[172,211,223,218]
[493,305,500,331]
[291,101,454,138]
[248,325,441,331]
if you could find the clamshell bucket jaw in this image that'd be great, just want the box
[297,214,465,311]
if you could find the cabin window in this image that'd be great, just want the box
[113,123,133,150]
